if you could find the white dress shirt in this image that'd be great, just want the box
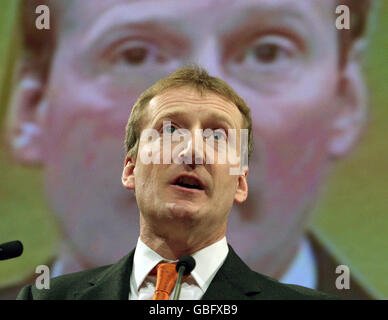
[51,237,317,292]
[128,237,229,300]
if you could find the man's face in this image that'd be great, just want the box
[26,0,358,271]
[123,86,247,244]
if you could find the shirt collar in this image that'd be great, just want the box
[191,237,229,292]
[132,237,229,293]
[132,238,175,293]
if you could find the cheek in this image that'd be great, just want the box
[134,166,151,194]
[249,66,338,135]
[242,69,339,210]
[246,63,338,161]
[40,71,141,214]
[42,105,127,176]
[42,59,145,163]
[213,170,239,200]
[42,112,126,212]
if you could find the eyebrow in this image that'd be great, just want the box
[220,3,318,45]
[230,0,319,23]
[150,109,236,130]
[82,0,318,49]
[82,4,188,50]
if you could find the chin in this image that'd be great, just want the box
[165,202,202,221]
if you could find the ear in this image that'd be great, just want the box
[5,70,49,165]
[234,168,248,204]
[122,155,136,190]
[327,39,368,158]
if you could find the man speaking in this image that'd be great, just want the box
[17,66,336,300]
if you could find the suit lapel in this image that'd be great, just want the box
[74,249,135,300]
[73,245,263,300]
[202,245,261,300]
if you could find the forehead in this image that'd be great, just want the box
[145,87,243,128]
[59,0,335,35]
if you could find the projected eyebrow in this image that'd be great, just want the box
[81,0,316,50]
[220,6,314,52]
[82,4,189,51]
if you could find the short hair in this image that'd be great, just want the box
[124,65,253,163]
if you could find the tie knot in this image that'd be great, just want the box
[150,262,177,276]
[150,262,178,300]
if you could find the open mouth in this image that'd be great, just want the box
[172,176,204,191]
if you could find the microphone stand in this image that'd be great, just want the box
[172,255,195,300]
[172,265,185,300]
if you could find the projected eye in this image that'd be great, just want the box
[250,43,286,63]
[226,34,302,89]
[234,35,297,69]
[111,40,170,66]
[121,46,148,65]
[93,30,187,88]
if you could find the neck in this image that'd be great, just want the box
[140,216,227,260]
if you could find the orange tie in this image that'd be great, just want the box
[151,263,178,300]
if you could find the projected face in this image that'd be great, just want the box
[10,0,365,276]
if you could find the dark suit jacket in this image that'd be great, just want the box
[307,232,371,299]
[16,245,338,300]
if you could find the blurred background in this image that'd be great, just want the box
[0,0,387,299]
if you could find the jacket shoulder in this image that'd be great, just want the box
[250,271,340,300]
[206,244,339,300]
[17,264,112,300]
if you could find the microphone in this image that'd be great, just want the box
[172,255,196,300]
[0,241,24,261]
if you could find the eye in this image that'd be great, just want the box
[226,34,302,89]
[111,39,170,67]
[203,129,227,141]
[96,31,189,87]
[213,130,227,141]
[251,43,284,63]
[121,46,148,65]
[234,35,296,67]
[162,123,177,134]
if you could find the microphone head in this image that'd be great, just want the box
[176,255,196,275]
[0,241,23,261]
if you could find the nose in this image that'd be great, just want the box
[176,130,205,166]
[190,36,224,79]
